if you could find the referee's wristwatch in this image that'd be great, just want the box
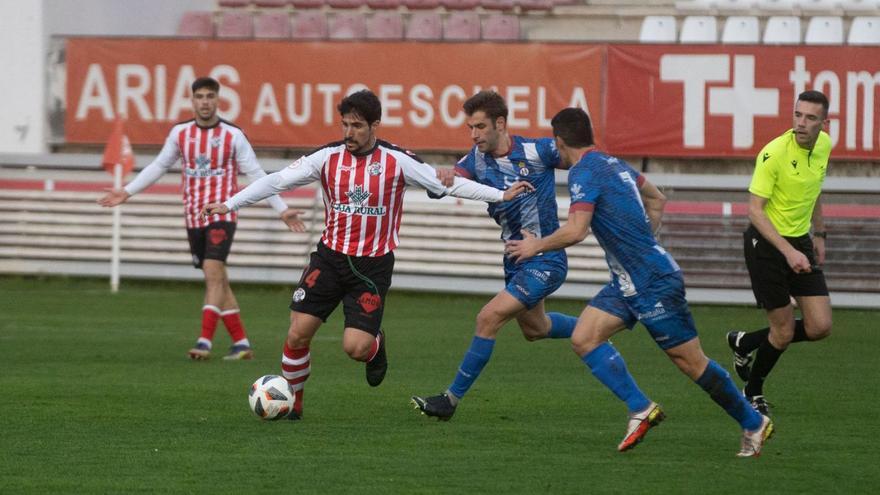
[813,231,827,239]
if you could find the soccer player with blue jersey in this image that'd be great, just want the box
[411,91,578,420]
[506,108,774,457]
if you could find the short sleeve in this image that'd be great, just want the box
[749,146,777,199]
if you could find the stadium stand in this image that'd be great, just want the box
[2,160,877,306]
[674,0,716,13]
[442,0,482,9]
[402,0,442,9]
[367,11,405,39]
[639,15,678,42]
[714,0,756,12]
[406,11,443,39]
[799,0,841,13]
[481,0,518,10]
[366,0,403,8]
[805,15,845,43]
[290,0,326,8]
[840,0,880,15]
[754,0,798,13]
[176,11,214,37]
[219,0,252,8]
[847,15,880,43]
[217,11,254,39]
[444,11,482,40]
[482,14,521,40]
[762,15,801,43]
[516,0,554,12]
[291,10,329,39]
[327,0,366,8]
[329,12,368,39]
[255,0,290,7]
[721,15,760,42]
[254,11,292,39]
[680,15,718,42]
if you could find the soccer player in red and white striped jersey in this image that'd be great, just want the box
[202,90,532,419]
[98,77,303,361]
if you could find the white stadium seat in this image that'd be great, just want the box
[847,16,880,44]
[639,15,678,43]
[798,0,840,13]
[839,0,880,14]
[763,15,801,44]
[755,0,798,12]
[680,15,718,43]
[805,15,844,44]
[722,16,760,43]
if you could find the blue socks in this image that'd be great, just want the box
[696,360,762,431]
[547,312,577,339]
[583,343,652,413]
[448,336,495,399]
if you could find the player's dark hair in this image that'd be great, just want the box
[797,90,829,118]
[550,108,595,148]
[191,77,220,93]
[463,90,508,125]
[338,90,382,125]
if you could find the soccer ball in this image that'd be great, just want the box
[248,375,295,420]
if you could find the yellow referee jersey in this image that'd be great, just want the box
[748,129,831,237]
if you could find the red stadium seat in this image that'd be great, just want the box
[329,12,367,38]
[291,10,329,39]
[406,12,443,39]
[442,0,481,9]
[444,11,480,40]
[254,0,289,7]
[254,11,292,38]
[176,11,214,38]
[219,0,252,8]
[481,0,516,10]
[516,0,553,11]
[217,11,254,38]
[367,12,405,39]
[482,14,520,40]
[367,0,403,8]
[401,0,441,9]
[327,0,365,8]
[290,0,324,7]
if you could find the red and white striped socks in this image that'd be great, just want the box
[282,343,310,415]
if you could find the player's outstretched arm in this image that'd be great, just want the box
[502,181,534,201]
[280,208,307,233]
[97,188,131,207]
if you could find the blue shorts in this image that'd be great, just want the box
[503,255,567,309]
[588,272,698,350]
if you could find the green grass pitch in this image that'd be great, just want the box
[1,276,877,494]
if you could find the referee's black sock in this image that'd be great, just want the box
[740,319,808,353]
[744,340,785,397]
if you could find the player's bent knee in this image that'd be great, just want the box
[807,318,832,340]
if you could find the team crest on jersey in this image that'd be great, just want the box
[210,136,222,148]
[368,161,383,176]
[517,161,530,177]
[570,183,584,200]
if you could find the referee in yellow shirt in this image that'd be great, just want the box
[726,90,833,416]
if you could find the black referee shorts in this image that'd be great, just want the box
[289,242,394,336]
[743,224,829,310]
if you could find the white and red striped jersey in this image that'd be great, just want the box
[224,139,506,257]
[124,119,288,229]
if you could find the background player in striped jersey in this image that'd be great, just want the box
[506,108,773,457]
[411,91,578,420]
[98,77,303,361]
[202,90,532,420]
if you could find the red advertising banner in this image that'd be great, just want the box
[65,39,603,151]
[605,44,880,159]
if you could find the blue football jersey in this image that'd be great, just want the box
[455,136,563,247]
[568,151,680,296]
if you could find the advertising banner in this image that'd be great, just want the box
[605,44,880,159]
[65,39,604,151]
